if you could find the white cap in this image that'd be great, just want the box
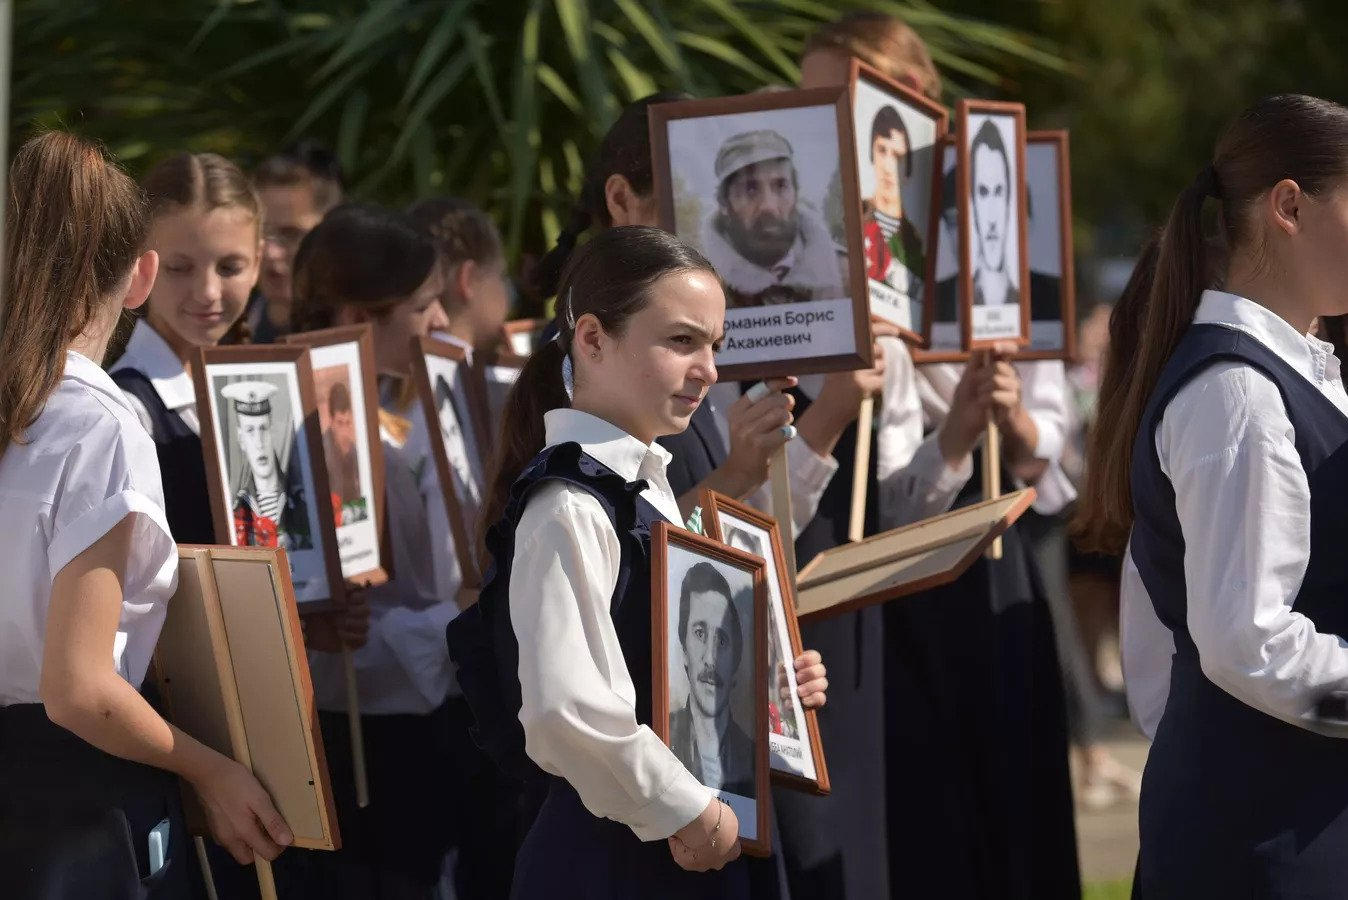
[220,380,278,416]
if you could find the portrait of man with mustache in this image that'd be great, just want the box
[700,128,849,308]
[668,560,756,799]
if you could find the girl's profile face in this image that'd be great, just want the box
[581,269,724,444]
[369,265,448,377]
[145,205,261,356]
[1294,183,1348,318]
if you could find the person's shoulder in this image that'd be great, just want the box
[1161,357,1292,458]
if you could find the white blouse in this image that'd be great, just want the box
[1122,290,1348,740]
[0,352,178,705]
[109,319,199,436]
[511,409,712,842]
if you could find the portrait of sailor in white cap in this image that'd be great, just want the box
[221,379,312,551]
[700,128,849,308]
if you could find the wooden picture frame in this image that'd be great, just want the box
[957,99,1030,351]
[1020,130,1078,362]
[156,546,340,851]
[700,491,830,796]
[849,58,948,347]
[649,88,873,382]
[196,345,345,611]
[282,325,391,586]
[796,489,1037,623]
[912,136,968,364]
[410,336,487,587]
[501,318,547,358]
[651,522,771,857]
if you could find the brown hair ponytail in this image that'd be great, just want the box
[1080,94,1348,550]
[0,132,147,456]
[478,226,715,566]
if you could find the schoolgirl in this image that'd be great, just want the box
[450,226,827,898]
[0,132,291,899]
[800,15,1080,899]
[287,202,466,899]
[1082,93,1348,898]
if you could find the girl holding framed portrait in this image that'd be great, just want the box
[449,227,831,898]
[0,132,292,900]
[289,202,506,898]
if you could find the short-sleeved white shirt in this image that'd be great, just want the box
[0,351,178,705]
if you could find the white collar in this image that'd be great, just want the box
[109,319,197,411]
[542,408,673,483]
[65,351,141,417]
[1195,289,1340,390]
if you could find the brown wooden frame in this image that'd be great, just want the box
[957,99,1031,351]
[649,87,874,382]
[157,546,340,850]
[282,325,391,586]
[474,347,528,425]
[194,345,346,611]
[911,136,970,365]
[501,318,547,357]
[849,58,949,349]
[797,489,1037,624]
[699,490,830,796]
[1018,130,1079,362]
[409,336,485,587]
[651,522,771,857]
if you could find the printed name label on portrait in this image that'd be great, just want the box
[973,305,1020,341]
[867,280,913,330]
[719,298,856,365]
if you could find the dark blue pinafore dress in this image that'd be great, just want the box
[1131,324,1348,898]
[448,441,751,900]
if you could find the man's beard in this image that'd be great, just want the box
[720,209,799,269]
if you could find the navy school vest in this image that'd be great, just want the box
[110,368,216,545]
[1131,323,1348,893]
[445,441,668,780]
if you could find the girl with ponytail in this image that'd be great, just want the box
[0,132,291,898]
[1087,94,1348,897]
[450,226,828,898]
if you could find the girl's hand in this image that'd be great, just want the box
[794,649,829,710]
[720,376,798,493]
[304,583,371,652]
[191,754,293,865]
[668,798,741,872]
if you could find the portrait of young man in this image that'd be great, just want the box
[669,560,756,799]
[699,128,848,309]
[969,117,1019,309]
[321,379,362,508]
[861,106,925,312]
[221,379,313,551]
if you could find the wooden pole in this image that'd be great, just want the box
[770,444,796,576]
[343,646,369,808]
[983,409,1003,560]
[194,837,220,900]
[255,855,278,900]
[848,396,874,543]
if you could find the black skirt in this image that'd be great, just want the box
[0,703,193,900]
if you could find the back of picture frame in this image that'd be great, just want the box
[155,546,340,851]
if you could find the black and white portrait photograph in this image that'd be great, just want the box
[920,138,964,359]
[958,100,1030,348]
[1025,131,1077,359]
[430,357,485,514]
[651,90,871,381]
[198,351,339,607]
[654,523,769,853]
[852,61,946,340]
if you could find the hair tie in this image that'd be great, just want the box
[560,353,575,401]
[1197,164,1221,199]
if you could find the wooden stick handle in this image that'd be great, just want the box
[983,410,1003,560]
[770,444,796,576]
[255,856,278,900]
[848,396,874,543]
[342,646,369,808]
[195,836,220,900]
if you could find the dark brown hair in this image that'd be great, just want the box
[803,11,942,101]
[289,202,440,333]
[529,91,692,301]
[480,226,715,564]
[1084,94,1348,550]
[1,132,147,456]
[251,140,345,214]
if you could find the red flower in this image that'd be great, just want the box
[863,218,890,281]
[331,492,343,528]
[234,504,279,548]
[768,701,784,736]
